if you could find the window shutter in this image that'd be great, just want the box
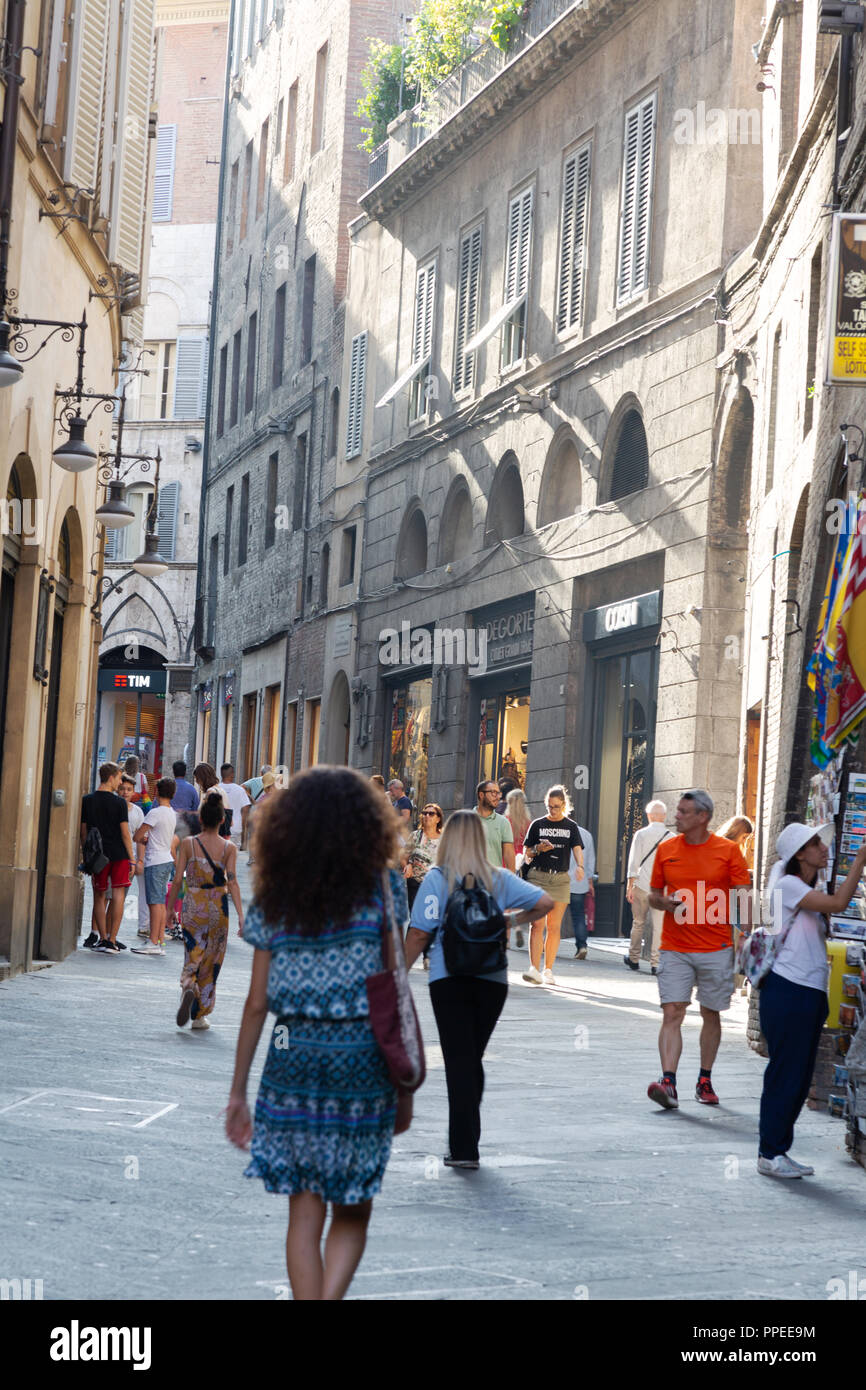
[504,187,533,304]
[173,337,207,417]
[152,124,176,221]
[43,0,67,126]
[618,94,656,303]
[454,224,482,392]
[108,0,156,273]
[558,142,591,333]
[413,261,436,364]
[156,480,180,561]
[346,331,367,459]
[96,0,121,221]
[103,525,119,562]
[64,0,110,190]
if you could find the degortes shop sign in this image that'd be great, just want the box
[471,597,535,675]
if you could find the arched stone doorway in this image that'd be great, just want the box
[324,670,351,764]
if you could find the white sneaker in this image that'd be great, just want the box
[131,942,165,956]
[191,1016,210,1029]
[784,1155,815,1176]
[757,1154,802,1179]
[542,968,555,984]
[522,965,543,984]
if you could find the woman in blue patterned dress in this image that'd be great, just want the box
[226,766,410,1301]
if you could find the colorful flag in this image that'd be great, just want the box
[827,523,866,747]
[808,515,857,763]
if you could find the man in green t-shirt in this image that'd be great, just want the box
[473,780,516,870]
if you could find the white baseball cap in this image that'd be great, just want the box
[775,822,835,863]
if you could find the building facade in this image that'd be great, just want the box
[719,0,866,890]
[341,0,766,935]
[96,0,228,782]
[191,0,405,779]
[0,0,157,976]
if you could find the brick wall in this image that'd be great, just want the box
[157,23,227,225]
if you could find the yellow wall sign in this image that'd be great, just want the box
[826,213,866,384]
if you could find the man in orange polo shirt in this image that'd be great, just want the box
[647,789,751,1109]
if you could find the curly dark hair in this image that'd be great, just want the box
[251,766,402,933]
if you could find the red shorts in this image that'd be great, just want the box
[92,860,133,893]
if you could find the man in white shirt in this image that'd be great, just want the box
[218,763,251,848]
[119,775,146,944]
[132,778,177,957]
[568,824,596,959]
[625,799,671,973]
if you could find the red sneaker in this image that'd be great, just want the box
[695,1077,719,1105]
[648,1078,678,1109]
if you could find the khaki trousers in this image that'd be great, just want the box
[629,885,663,966]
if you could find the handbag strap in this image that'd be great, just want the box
[380,869,409,976]
[638,828,671,871]
[195,836,224,875]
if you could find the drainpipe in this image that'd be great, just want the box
[754,530,779,894]
[0,0,26,312]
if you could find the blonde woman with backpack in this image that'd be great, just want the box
[404,811,553,1168]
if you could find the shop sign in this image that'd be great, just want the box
[98,668,167,693]
[472,597,534,674]
[583,590,661,643]
[826,213,866,384]
[224,671,235,705]
[200,680,213,712]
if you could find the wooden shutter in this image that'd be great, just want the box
[454,224,482,392]
[557,142,591,333]
[96,0,121,221]
[413,261,436,365]
[618,93,656,303]
[43,0,67,126]
[152,124,176,221]
[156,480,180,561]
[345,331,367,459]
[504,187,533,303]
[109,0,156,273]
[173,337,207,417]
[64,0,110,190]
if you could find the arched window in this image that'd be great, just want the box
[608,410,649,500]
[58,519,71,580]
[439,481,474,564]
[537,435,581,526]
[485,454,524,544]
[396,505,427,579]
[722,389,754,530]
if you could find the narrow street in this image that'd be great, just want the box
[1,855,863,1302]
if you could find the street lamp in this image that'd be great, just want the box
[95,478,135,527]
[52,412,97,470]
[131,449,169,577]
[0,320,23,385]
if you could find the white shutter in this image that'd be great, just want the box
[156,480,180,561]
[173,337,207,417]
[64,0,110,190]
[413,260,436,364]
[97,0,121,220]
[558,142,591,333]
[346,331,367,459]
[504,187,533,302]
[108,0,156,273]
[43,0,67,126]
[152,124,176,222]
[454,224,482,392]
[103,524,119,561]
[617,93,656,303]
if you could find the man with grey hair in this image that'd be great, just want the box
[646,789,751,1110]
[625,799,671,973]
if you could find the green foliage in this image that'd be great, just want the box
[486,0,526,51]
[407,0,491,98]
[357,41,414,153]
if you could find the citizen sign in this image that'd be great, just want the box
[604,600,639,632]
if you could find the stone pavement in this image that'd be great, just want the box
[1,854,864,1301]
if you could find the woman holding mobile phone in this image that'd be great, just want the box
[522,784,584,985]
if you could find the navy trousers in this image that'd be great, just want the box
[758,970,828,1159]
[567,893,588,949]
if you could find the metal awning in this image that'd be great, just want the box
[375,354,431,408]
[463,293,525,355]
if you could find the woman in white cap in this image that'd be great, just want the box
[758,822,866,1179]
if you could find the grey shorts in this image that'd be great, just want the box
[144,862,173,906]
[656,947,735,1012]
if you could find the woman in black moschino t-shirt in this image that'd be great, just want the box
[522,785,584,985]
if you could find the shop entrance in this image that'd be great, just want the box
[591,644,658,938]
[469,673,531,802]
[387,675,431,817]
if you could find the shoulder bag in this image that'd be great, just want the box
[195,836,227,888]
[366,870,426,1094]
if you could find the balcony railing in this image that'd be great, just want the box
[367,0,580,188]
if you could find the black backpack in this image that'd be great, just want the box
[440,874,507,977]
[79,826,108,876]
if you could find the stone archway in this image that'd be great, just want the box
[324,669,351,764]
[439,478,474,564]
[395,501,428,579]
[485,452,524,544]
[537,431,582,526]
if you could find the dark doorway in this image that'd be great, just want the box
[33,610,64,958]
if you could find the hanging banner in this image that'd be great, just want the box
[825,212,866,384]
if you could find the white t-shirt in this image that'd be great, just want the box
[218,781,251,838]
[627,823,672,893]
[772,874,830,992]
[142,805,176,867]
[126,801,144,839]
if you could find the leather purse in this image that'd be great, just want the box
[366,870,426,1094]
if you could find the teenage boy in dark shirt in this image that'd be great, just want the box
[80,762,135,953]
